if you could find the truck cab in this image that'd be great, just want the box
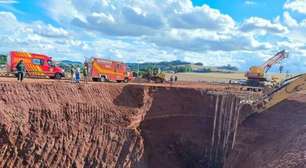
[7,51,65,79]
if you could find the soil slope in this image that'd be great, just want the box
[0,82,241,168]
[225,92,306,168]
[1,81,305,168]
[0,83,147,167]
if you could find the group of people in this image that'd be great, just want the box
[70,64,89,83]
[15,60,90,83]
[169,75,178,83]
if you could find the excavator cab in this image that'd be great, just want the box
[246,66,265,80]
[245,50,288,88]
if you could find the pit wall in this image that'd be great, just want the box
[0,83,245,168]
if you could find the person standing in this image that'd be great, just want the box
[70,65,75,83]
[75,65,81,83]
[16,60,25,82]
[170,75,173,83]
[83,64,89,83]
[174,76,178,82]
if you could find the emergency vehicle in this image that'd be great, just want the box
[7,51,65,79]
[89,57,133,82]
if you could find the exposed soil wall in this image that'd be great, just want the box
[0,83,147,167]
[2,82,304,168]
[139,88,242,168]
[0,83,243,168]
[225,93,306,168]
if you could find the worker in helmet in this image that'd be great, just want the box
[16,60,25,82]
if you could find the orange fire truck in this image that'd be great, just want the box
[89,57,133,82]
[7,51,65,79]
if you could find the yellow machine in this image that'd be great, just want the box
[245,50,288,87]
[247,66,265,79]
[143,67,166,83]
[251,73,306,112]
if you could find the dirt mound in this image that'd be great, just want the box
[225,92,306,168]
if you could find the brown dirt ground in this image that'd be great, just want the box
[225,91,306,168]
[0,77,305,168]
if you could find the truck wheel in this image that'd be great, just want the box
[55,73,62,80]
[124,78,129,83]
[100,76,106,82]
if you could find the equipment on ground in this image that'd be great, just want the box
[142,67,165,83]
[253,73,306,112]
[89,57,133,83]
[7,51,65,79]
[245,50,288,87]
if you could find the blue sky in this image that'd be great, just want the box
[0,0,306,72]
[193,0,287,21]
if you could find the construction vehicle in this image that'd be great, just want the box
[248,73,306,113]
[7,51,65,79]
[142,67,166,83]
[89,57,133,82]
[245,50,288,87]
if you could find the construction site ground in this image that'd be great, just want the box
[0,76,305,168]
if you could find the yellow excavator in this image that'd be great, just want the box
[249,73,306,113]
[245,50,288,87]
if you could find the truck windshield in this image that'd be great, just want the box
[47,60,55,67]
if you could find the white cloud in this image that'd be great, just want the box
[0,11,80,59]
[43,0,268,53]
[245,1,256,5]
[284,0,306,14]
[2,1,306,72]
[0,0,17,4]
[283,11,299,28]
[32,23,69,38]
[280,12,306,44]
[149,29,270,52]
[45,0,234,36]
[240,17,288,34]
[170,4,235,30]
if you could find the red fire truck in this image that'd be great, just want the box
[89,57,133,82]
[7,51,65,79]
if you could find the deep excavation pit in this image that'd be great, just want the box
[0,82,305,168]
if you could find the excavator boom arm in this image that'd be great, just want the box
[255,73,306,112]
[261,50,288,72]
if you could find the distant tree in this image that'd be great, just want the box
[0,55,7,65]
[218,64,239,71]
[176,65,192,72]
[194,62,203,66]
[202,67,212,72]
[185,65,192,72]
